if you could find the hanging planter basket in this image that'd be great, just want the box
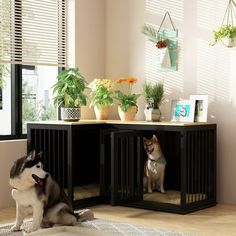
[221,36,236,47]
[211,0,236,47]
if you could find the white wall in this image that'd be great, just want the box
[0,140,27,208]
[105,0,236,204]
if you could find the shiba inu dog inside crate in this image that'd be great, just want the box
[143,135,167,193]
[9,150,94,233]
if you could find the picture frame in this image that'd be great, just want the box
[171,99,196,123]
[189,95,208,122]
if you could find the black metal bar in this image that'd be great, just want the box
[67,126,74,205]
[180,130,187,209]
[111,132,118,205]
[129,136,134,197]
[137,136,143,199]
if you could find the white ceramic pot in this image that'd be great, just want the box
[221,37,236,47]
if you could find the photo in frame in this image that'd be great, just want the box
[171,99,196,123]
[190,95,208,122]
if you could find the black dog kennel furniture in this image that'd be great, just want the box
[27,120,216,214]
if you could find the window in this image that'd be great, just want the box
[0,64,11,135]
[0,0,67,139]
[22,65,58,134]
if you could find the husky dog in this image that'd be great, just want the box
[143,135,167,193]
[9,150,93,233]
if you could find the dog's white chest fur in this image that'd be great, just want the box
[12,188,41,207]
[147,158,165,178]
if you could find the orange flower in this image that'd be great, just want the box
[126,77,137,84]
[115,77,126,84]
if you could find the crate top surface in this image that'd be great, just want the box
[27,120,216,127]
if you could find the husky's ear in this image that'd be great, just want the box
[37,151,43,160]
[26,150,36,161]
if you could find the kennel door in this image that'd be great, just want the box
[110,130,144,205]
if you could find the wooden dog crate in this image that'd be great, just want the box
[27,121,216,214]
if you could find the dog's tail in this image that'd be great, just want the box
[74,209,94,222]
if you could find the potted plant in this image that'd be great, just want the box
[52,67,88,121]
[211,25,236,47]
[88,78,114,120]
[114,77,140,121]
[143,81,164,122]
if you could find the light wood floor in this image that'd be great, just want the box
[1,204,236,236]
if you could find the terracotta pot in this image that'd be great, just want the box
[118,106,137,121]
[94,106,109,120]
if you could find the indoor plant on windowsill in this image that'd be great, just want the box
[143,81,164,122]
[88,78,114,120]
[114,77,140,121]
[52,67,88,121]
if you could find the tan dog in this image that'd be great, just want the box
[143,135,167,193]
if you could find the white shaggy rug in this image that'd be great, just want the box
[0,219,192,236]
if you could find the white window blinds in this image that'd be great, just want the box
[0,0,67,67]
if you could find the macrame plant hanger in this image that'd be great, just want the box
[221,0,236,27]
[220,0,236,47]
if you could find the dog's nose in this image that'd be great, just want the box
[45,173,49,178]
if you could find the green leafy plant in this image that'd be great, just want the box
[22,80,57,133]
[141,24,168,48]
[52,68,88,108]
[0,64,9,89]
[142,25,160,43]
[143,81,164,108]
[115,77,140,112]
[211,25,236,45]
[88,78,114,109]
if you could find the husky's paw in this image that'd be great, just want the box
[24,226,39,233]
[10,224,21,231]
[77,209,94,222]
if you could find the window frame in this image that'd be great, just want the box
[0,0,66,140]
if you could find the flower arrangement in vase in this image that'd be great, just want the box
[114,77,140,121]
[88,78,114,120]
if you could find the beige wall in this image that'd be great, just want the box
[75,0,106,119]
[0,140,27,208]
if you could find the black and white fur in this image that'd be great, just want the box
[9,150,93,233]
